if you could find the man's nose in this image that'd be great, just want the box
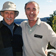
[31,12,33,14]
[30,11,33,14]
[8,14,11,18]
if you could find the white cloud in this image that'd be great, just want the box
[47,0,53,2]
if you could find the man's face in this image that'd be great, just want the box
[25,2,39,21]
[1,11,16,25]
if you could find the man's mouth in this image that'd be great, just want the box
[6,18,12,20]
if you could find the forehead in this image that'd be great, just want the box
[26,2,38,8]
[4,11,15,13]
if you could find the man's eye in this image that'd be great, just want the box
[26,8,30,10]
[5,12,8,14]
[11,13,13,14]
[33,8,36,10]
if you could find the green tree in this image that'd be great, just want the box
[47,14,53,27]
[47,10,56,31]
[47,10,56,49]
[52,11,56,33]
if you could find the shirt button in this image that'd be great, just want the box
[30,29,32,31]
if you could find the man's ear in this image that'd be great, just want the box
[14,14,16,18]
[14,12,17,18]
[1,12,4,17]
[38,11,39,14]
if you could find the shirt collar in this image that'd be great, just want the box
[36,18,41,25]
[26,18,41,26]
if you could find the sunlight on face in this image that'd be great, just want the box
[1,11,16,25]
[25,2,39,22]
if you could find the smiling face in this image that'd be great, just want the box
[25,2,39,22]
[1,11,16,25]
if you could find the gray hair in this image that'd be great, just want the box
[24,1,40,11]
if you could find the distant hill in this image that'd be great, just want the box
[40,17,50,22]
[14,19,27,24]
[14,17,50,24]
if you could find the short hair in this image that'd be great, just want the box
[24,1,40,11]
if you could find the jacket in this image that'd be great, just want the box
[0,21,23,56]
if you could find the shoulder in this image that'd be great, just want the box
[41,21,49,26]
[14,23,22,35]
[21,20,27,24]
[14,23,22,30]
[0,21,3,28]
[41,21,53,30]
[20,20,27,27]
[14,23,21,27]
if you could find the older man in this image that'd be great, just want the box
[20,1,56,56]
[0,1,23,56]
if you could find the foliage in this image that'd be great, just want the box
[47,10,56,32]
[47,10,56,49]
[52,16,56,33]
[47,14,53,27]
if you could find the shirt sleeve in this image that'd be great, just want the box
[46,23,56,48]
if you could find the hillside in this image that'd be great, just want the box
[14,17,50,24]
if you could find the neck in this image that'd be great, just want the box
[2,19,14,27]
[29,20,37,27]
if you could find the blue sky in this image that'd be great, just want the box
[0,0,56,20]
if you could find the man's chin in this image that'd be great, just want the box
[7,23,11,25]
